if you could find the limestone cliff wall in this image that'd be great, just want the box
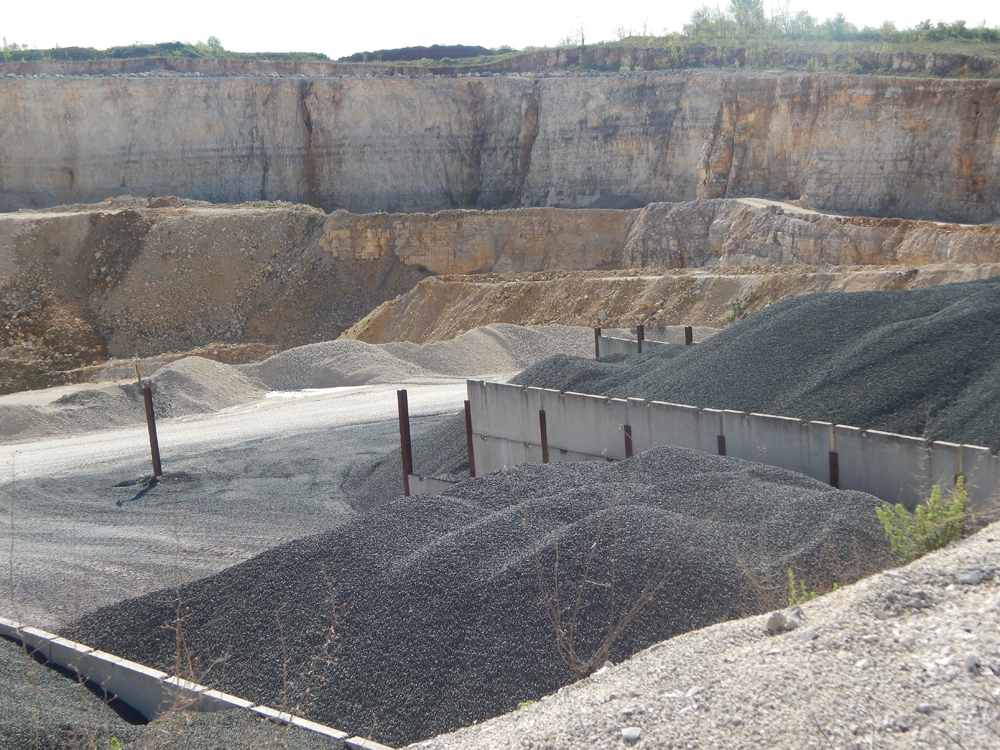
[621,201,1000,267]
[315,200,1000,271]
[1,72,998,222]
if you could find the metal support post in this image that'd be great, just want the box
[464,400,476,478]
[397,389,413,497]
[539,410,549,464]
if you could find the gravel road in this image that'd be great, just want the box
[1,382,467,628]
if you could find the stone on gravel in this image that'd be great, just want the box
[956,568,984,585]
[621,726,641,743]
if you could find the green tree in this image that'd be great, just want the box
[730,0,765,35]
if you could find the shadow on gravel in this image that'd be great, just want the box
[114,472,197,506]
[1,634,147,725]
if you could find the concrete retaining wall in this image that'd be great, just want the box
[408,473,458,496]
[595,335,669,358]
[0,616,389,747]
[467,380,1000,519]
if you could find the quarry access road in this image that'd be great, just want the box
[0,380,470,629]
[0,380,470,480]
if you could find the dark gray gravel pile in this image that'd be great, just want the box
[512,278,1000,449]
[1,634,343,749]
[65,446,891,748]
[342,349,689,505]
[341,414,471,509]
[0,635,144,749]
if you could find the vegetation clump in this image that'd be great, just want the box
[876,477,967,563]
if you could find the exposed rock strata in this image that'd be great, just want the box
[2,72,998,222]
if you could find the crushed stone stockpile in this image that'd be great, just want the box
[240,323,591,389]
[0,637,342,750]
[0,356,265,443]
[512,277,1000,450]
[0,324,591,443]
[418,521,1000,750]
[66,446,892,748]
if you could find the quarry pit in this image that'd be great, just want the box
[3,54,1000,750]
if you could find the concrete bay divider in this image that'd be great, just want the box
[595,335,668,358]
[466,380,1000,518]
[0,615,394,750]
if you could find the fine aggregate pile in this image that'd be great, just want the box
[66,446,892,748]
[241,323,592,389]
[513,278,1000,450]
[0,324,591,444]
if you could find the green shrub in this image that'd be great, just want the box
[876,477,966,563]
[786,568,817,605]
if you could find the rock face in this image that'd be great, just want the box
[621,201,1000,267]
[319,207,634,273]
[1,72,998,222]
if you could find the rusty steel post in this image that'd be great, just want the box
[464,400,476,478]
[624,424,633,459]
[637,324,644,354]
[397,389,413,497]
[594,327,602,359]
[717,435,727,456]
[142,386,163,478]
[684,325,693,345]
[539,409,549,464]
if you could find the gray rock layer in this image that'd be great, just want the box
[2,72,998,222]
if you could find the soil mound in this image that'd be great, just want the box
[66,446,891,748]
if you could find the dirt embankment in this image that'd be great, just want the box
[3,196,999,394]
[343,265,1000,344]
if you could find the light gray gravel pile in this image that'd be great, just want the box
[0,357,265,443]
[414,520,1000,750]
[243,324,592,389]
[0,324,591,444]
[66,446,891,748]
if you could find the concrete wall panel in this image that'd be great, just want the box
[720,410,754,461]
[541,390,628,459]
[468,380,1000,520]
[627,399,712,454]
[836,427,926,507]
[962,446,1000,522]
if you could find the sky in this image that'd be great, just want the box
[2,1,998,59]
